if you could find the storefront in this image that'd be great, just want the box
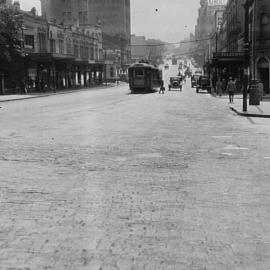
[211,52,244,92]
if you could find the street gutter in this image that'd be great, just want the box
[0,84,118,103]
[230,107,270,118]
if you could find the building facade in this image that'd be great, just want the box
[251,0,270,93]
[211,0,245,85]
[41,0,131,71]
[209,0,270,94]
[194,0,227,68]
[0,3,104,94]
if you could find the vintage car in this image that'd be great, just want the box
[191,70,203,88]
[168,76,183,91]
[196,76,211,93]
[191,75,197,88]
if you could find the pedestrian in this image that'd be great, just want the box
[258,80,264,101]
[226,77,236,103]
[216,78,222,96]
[159,79,165,94]
[221,78,227,95]
[19,80,26,94]
[40,79,45,92]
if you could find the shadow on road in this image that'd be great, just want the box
[127,91,157,95]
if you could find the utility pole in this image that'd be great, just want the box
[243,0,251,112]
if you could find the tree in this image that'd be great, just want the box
[0,6,23,64]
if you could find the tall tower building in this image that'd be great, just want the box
[40,0,62,23]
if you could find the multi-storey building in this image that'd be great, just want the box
[211,0,270,94]
[1,2,104,94]
[224,0,245,52]
[194,0,227,68]
[250,0,270,93]
[41,0,131,72]
[211,0,245,84]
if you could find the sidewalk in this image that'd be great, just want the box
[214,94,270,118]
[0,83,118,103]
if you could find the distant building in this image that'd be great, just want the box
[130,35,150,63]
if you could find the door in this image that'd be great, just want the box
[258,58,270,94]
[259,68,269,94]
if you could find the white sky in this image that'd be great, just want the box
[19,0,200,42]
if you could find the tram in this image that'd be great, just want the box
[128,63,162,93]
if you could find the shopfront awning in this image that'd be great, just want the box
[211,52,244,66]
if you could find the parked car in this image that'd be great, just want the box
[196,76,211,93]
[191,75,197,88]
[168,76,183,91]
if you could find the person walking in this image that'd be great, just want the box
[216,78,222,96]
[159,79,165,94]
[19,80,26,94]
[226,77,236,103]
[40,79,45,92]
[258,80,264,101]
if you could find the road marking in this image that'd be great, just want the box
[224,145,249,151]
[221,153,233,156]
[135,153,162,158]
[211,136,232,139]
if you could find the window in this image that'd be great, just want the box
[78,12,82,24]
[85,46,89,59]
[50,39,56,53]
[90,46,94,60]
[59,39,64,54]
[80,45,84,58]
[83,11,87,24]
[24,35,34,49]
[38,33,46,52]
[135,68,144,77]
[67,12,71,21]
[66,40,72,55]
[74,44,79,57]
[110,67,114,77]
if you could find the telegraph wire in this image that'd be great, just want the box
[128,37,215,47]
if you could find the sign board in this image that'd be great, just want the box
[208,0,227,6]
[215,10,224,31]
[214,52,244,58]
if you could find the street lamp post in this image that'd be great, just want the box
[243,0,252,112]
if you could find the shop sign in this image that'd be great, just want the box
[208,0,227,6]
[214,52,244,58]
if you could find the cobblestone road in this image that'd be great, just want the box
[1,82,270,269]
